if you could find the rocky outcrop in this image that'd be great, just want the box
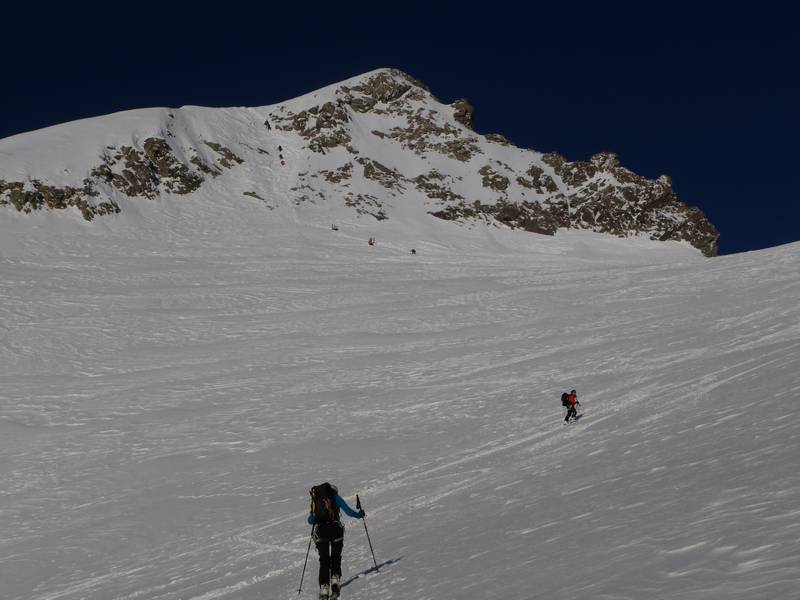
[424,141,717,255]
[341,68,428,111]
[1,136,243,220]
[356,157,406,191]
[561,152,719,255]
[414,170,464,203]
[485,133,513,146]
[0,178,119,220]
[451,99,475,130]
[516,165,559,194]
[430,197,568,236]
[272,101,352,154]
[204,142,244,169]
[320,163,353,184]
[478,165,510,193]
[384,112,482,162]
[269,69,431,155]
[92,138,206,199]
[344,192,387,220]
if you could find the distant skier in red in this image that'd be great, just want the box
[564,389,580,423]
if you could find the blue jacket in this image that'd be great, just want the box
[307,495,363,525]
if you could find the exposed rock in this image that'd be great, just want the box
[451,99,475,130]
[0,178,119,219]
[387,111,482,161]
[516,165,559,194]
[590,151,621,170]
[357,158,406,190]
[485,133,512,146]
[492,200,564,235]
[341,68,428,111]
[541,152,567,170]
[344,192,387,220]
[554,152,720,255]
[273,101,352,153]
[204,142,244,169]
[413,170,464,203]
[658,206,719,257]
[89,138,206,199]
[320,163,353,184]
[430,196,568,235]
[439,138,482,162]
[478,165,510,193]
[1,136,248,221]
[190,156,222,176]
[429,201,488,223]
[560,161,597,188]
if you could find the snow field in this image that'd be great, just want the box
[1,210,798,599]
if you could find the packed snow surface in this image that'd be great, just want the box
[1,201,798,599]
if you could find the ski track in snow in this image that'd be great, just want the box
[1,213,799,600]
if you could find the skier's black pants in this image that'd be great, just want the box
[315,523,344,586]
[565,406,578,421]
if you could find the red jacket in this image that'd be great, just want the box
[567,393,578,406]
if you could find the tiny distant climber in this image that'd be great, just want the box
[264,119,272,130]
[306,482,364,599]
[331,224,339,231]
[563,389,580,424]
[368,237,375,247]
[410,248,416,254]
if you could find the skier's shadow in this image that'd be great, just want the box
[341,556,402,588]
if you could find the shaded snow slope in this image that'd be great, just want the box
[0,207,797,599]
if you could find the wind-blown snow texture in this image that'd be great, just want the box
[0,189,798,600]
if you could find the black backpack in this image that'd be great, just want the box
[310,482,338,524]
[561,392,570,407]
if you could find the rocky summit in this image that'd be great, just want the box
[0,68,718,256]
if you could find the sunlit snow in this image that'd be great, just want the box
[1,196,798,599]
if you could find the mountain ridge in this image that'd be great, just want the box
[0,68,719,256]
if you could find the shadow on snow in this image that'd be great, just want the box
[341,556,403,588]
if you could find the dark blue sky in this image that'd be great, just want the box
[2,1,797,254]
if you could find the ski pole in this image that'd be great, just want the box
[356,494,378,569]
[297,525,315,595]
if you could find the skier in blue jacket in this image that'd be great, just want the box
[307,482,364,598]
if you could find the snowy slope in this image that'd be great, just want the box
[0,199,798,600]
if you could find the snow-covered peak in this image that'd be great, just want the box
[0,69,719,255]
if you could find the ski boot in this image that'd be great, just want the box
[330,575,341,598]
[319,584,330,599]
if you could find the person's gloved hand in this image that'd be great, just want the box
[358,509,366,519]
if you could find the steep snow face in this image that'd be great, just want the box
[0,68,718,255]
[0,204,797,599]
